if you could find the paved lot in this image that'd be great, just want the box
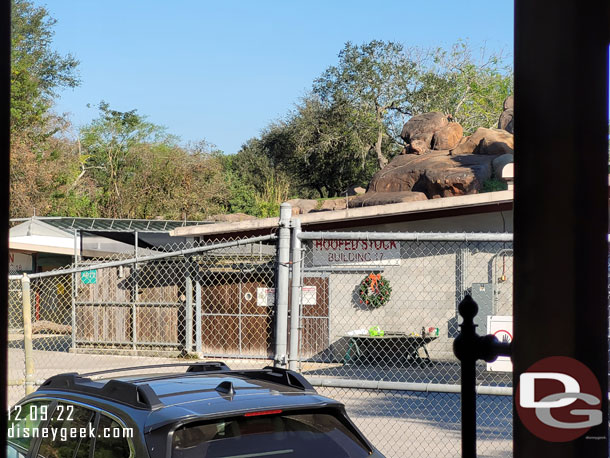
[9,347,513,458]
[8,347,269,405]
[315,386,512,458]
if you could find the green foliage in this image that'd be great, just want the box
[222,137,295,216]
[481,178,508,193]
[10,27,515,220]
[411,41,513,135]
[11,0,79,134]
[77,103,229,219]
[252,175,291,218]
[313,40,416,168]
[80,102,169,217]
[225,169,258,215]
[120,142,228,220]
[288,95,379,197]
[223,156,291,218]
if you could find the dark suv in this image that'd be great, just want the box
[7,362,383,457]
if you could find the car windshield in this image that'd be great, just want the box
[172,411,370,458]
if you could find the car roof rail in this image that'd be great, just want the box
[186,362,231,372]
[37,363,314,409]
[229,366,315,392]
[39,373,163,410]
[79,361,231,378]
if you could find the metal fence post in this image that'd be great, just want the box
[21,274,34,395]
[274,203,291,368]
[195,280,202,354]
[71,229,78,350]
[457,246,469,301]
[289,218,302,371]
[133,231,139,351]
[185,262,193,353]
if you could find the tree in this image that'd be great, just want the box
[312,40,513,170]
[313,40,418,169]
[289,95,379,197]
[120,142,228,220]
[223,138,296,217]
[80,102,166,217]
[9,115,97,218]
[10,0,84,218]
[11,0,80,134]
[80,104,230,219]
[410,41,513,134]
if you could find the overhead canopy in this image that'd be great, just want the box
[9,217,214,257]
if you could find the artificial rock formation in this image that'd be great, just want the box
[286,199,318,215]
[400,112,463,154]
[349,191,427,208]
[367,151,494,199]
[498,95,514,133]
[431,122,463,150]
[362,101,515,199]
[450,127,514,156]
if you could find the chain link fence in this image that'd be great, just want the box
[8,235,278,406]
[8,277,24,405]
[8,228,520,457]
[295,233,514,458]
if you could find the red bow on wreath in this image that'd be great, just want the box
[367,273,382,293]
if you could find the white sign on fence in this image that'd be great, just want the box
[486,315,513,372]
[302,285,317,305]
[257,287,275,306]
[9,252,33,272]
[312,240,400,266]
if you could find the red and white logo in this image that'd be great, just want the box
[516,356,602,442]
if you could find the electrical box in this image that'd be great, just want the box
[471,282,494,334]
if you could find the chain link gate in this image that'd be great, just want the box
[7,235,277,406]
[292,231,514,458]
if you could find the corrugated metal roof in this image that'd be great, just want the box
[10,217,214,233]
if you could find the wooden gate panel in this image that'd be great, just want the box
[136,306,179,343]
[76,305,131,343]
[202,282,239,314]
[241,315,273,356]
[241,281,272,316]
[202,315,239,354]
[76,267,132,303]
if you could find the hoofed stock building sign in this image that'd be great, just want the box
[312,240,401,266]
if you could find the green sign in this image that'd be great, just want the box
[81,269,97,284]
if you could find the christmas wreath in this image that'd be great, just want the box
[358,273,392,308]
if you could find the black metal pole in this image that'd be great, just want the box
[455,296,478,458]
[454,295,511,458]
[460,350,477,458]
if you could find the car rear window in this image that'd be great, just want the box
[172,411,370,458]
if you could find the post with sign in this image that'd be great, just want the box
[71,229,78,350]
[514,0,608,456]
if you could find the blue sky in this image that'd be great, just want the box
[45,1,514,154]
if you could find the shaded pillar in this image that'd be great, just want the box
[513,1,609,456]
